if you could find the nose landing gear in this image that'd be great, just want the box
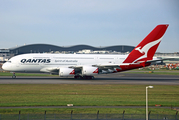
[12,72,16,79]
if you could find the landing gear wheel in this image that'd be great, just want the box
[82,76,94,79]
[88,76,94,79]
[91,76,94,79]
[74,75,82,79]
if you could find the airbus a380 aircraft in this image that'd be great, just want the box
[2,24,169,79]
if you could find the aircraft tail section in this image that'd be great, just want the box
[123,24,169,63]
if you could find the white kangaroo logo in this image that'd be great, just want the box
[133,37,162,63]
[135,46,145,54]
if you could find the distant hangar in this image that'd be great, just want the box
[9,44,135,55]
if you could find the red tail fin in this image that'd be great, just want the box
[123,24,169,63]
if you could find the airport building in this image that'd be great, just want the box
[0,44,179,65]
[0,44,135,62]
[8,44,134,54]
[0,49,11,62]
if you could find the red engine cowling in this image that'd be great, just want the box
[82,66,98,76]
[59,68,75,77]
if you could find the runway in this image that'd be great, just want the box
[0,72,179,85]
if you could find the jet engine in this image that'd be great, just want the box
[59,68,75,77]
[100,69,117,74]
[82,66,99,76]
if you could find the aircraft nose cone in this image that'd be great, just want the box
[2,63,8,71]
[2,63,6,70]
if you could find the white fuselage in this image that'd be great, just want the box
[2,53,128,73]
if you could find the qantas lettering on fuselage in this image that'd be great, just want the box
[21,59,51,63]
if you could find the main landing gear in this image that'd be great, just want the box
[74,75,94,79]
[12,72,16,79]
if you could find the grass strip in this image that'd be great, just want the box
[0,84,178,107]
[0,108,177,115]
[1,70,179,76]
[127,71,179,75]
[0,72,56,76]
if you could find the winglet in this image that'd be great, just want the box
[123,24,169,63]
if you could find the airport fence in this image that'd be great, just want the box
[0,113,178,120]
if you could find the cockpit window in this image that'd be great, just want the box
[7,61,11,63]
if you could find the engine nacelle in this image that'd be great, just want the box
[100,69,117,74]
[108,69,117,73]
[82,66,98,76]
[59,68,75,77]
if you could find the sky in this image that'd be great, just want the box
[0,0,179,53]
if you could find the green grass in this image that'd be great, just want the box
[0,84,178,107]
[1,69,179,76]
[0,84,178,114]
[0,108,177,115]
[125,69,179,75]
[127,71,179,75]
[0,72,56,76]
[131,68,179,71]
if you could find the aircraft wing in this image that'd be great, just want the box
[92,64,121,70]
[39,57,178,74]
[68,64,121,71]
[68,64,122,73]
[145,58,179,64]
